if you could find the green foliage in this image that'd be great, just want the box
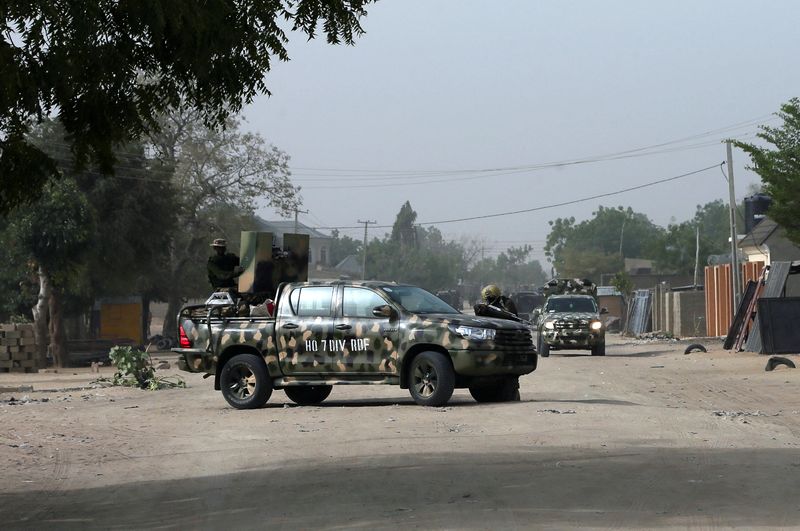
[364,202,547,295]
[1,0,375,213]
[466,246,548,294]
[545,206,662,279]
[329,229,362,266]
[610,271,633,299]
[650,200,732,275]
[735,98,800,246]
[107,345,185,390]
[6,178,93,290]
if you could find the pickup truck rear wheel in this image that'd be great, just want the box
[220,353,272,409]
[537,335,550,357]
[285,385,333,406]
[409,351,455,407]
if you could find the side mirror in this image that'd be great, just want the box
[532,308,542,321]
[372,305,396,319]
[600,307,609,315]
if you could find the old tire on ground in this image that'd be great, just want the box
[285,385,333,406]
[591,342,606,356]
[408,351,455,407]
[765,356,796,372]
[684,343,707,354]
[220,353,272,409]
[469,376,520,403]
[538,335,550,357]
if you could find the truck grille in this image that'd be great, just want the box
[554,319,589,330]
[495,328,533,348]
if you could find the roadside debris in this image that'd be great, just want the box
[712,410,779,419]
[684,344,707,354]
[765,356,796,371]
[538,409,577,414]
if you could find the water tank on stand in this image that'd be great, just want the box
[744,193,772,234]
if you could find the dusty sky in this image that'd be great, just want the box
[247,0,800,264]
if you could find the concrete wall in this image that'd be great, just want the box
[673,291,706,338]
[652,289,706,338]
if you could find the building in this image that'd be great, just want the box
[255,218,333,269]
[738,216,800,296]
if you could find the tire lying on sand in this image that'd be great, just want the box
[684,343,707,354]
[765,356,796,372]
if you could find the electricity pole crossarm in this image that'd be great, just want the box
[358,219,376,280]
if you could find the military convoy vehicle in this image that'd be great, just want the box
[533,278,608,357]
[175,280,538,409]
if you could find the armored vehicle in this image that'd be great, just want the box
[175,281,538,408]
[533,278,608,357]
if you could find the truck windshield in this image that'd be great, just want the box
[380,286,460,315]
[545,297,597,313]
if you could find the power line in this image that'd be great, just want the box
[293,135,757,190]
[288,115,772,176]
[309,163,722,230]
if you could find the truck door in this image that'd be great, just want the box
[275,285,335,376]
[333,286,400,375]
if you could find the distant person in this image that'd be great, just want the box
[207,238,243,291]
[474,284,519,319]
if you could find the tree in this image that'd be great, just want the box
[148,109,300,339]
[1,0,375,213]
[6,178,93,367]
[367,203,467,291]
[735,98,800,246]
[650,200,732,275]
[544,206,663,279]
[329,229,362,267]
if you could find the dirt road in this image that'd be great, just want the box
[1,336,799,529]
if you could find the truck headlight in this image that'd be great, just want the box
[590,321,602,330]
[544,321,555,330]
[451,325,496,341]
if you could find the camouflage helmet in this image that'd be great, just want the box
[481,284,501,301]
[211,238,227,248]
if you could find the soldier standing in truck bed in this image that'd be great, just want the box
[207,238,243,290]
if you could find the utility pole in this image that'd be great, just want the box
[693,224,700,288]
[358,219,376,280]
[292,206,309,235]
[726,141,741,312]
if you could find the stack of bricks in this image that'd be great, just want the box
[0,323,39,373]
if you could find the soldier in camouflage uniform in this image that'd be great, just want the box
[474,284,519,320]
[207,238,243,290]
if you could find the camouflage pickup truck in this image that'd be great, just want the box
[174,281,538,408]
[533,278,608,357]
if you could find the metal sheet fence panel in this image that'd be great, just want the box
[705,262,765,337]
[744,261,791,353]
[628,289,652,336]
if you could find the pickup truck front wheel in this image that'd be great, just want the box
[537,335,550,357]
[285,385,333,406]
[409,351,455,407]
[469,376,520,403]
[220,354,272,409]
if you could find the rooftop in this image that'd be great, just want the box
[255,218,332,240]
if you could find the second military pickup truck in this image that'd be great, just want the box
[175,281,538,408]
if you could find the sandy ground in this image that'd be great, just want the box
[1,335,799,530]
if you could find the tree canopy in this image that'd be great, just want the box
[735,98,800,246]
[0,0,375,213]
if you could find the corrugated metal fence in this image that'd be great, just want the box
[705,261,765,336]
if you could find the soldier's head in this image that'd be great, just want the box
[481,284,501,302]
[211,238,227,255]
